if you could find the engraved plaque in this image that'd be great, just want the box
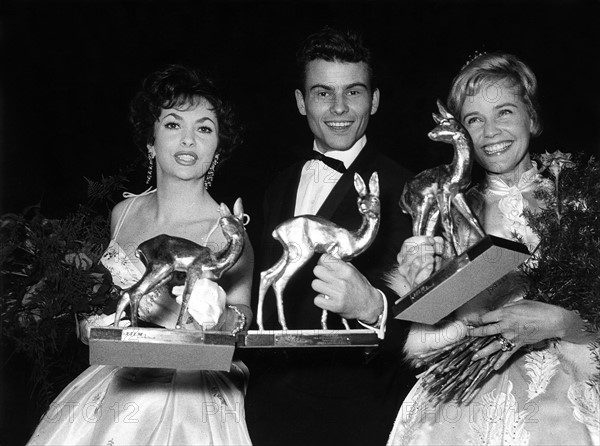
[90,327,235,371]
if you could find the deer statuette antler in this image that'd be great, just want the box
[114,198,246,329]
[257,172,380,331]
[400,101,485,256]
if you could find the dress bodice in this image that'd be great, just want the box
[99,189,182,327]
[456,165,551,318]
[478,164,550,250]
[100,240,143,290]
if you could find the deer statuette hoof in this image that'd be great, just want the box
[114,198,246,329]
[257,172,380,331]
[400,100,485,257]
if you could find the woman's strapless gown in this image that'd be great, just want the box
[28,240,252,446]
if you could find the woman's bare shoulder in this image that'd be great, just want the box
[110,194,153,239]
[110,197,137,227]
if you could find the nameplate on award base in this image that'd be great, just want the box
[241,329,379,348]
[89,327,237,371]
[393,235,530,325]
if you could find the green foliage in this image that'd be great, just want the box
[0,169,131,408]
[523,153,600,332]
[419,152,600,406]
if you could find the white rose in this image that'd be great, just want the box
[173,279,226,330]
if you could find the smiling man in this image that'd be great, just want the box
[245,27,415,446]
[295,58,379,153]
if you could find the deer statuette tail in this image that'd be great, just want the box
[114,198,246,329]
[400,101,485,257]
[257,172,380,331]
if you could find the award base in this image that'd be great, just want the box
[393,235,530,325]
[90,327,237,371]
[90,327,379,369]
[241,329,379,348]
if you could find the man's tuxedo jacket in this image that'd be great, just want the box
[245,142,416,446]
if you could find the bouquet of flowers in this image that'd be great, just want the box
[524,151,600,331]
[412,151,600,406]
[0,172,129,407]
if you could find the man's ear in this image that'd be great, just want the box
[370,88,380,115]
[295,89,307,116]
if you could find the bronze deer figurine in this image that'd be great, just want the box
[400,101,485,257]
[257,172,380,331]
[114,198,246,329]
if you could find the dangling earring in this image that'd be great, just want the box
[204,152,220,189]
[146,151,154,184]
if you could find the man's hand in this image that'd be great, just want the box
[312,254,382,324]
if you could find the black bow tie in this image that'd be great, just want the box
[307,152,347,173]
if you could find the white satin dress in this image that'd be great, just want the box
[28,191,252,446]
[388,167,600,445]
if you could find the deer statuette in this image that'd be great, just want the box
[114,198,246,329]
[257,172,380,331]
[400,101,485,256]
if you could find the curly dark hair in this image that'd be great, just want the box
[130,64,242,167]
[296,26,375,93]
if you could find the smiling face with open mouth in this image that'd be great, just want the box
[295,59,379,153]
[149,97,219,183]
[461,80,534,185]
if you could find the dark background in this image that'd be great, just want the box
[1,0,599,444]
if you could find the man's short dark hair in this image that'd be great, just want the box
[296,27,375,92]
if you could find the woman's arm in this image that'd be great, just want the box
[109,199,130,239]
[77,200,133,343]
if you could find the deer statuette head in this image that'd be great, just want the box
[113,198,246,329]
[427,100,469,145]
[217,198,245,242]
[356,172,380,221]
[208,197,246,279]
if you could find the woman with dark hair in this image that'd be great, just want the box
[28,65,254,445]
[387,53,599,445]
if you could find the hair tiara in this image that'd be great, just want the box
[461,50,488,70]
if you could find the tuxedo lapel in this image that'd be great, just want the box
[316,172,354,220]
[316,142,378,221]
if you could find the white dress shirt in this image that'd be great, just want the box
[294,136,366,216]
